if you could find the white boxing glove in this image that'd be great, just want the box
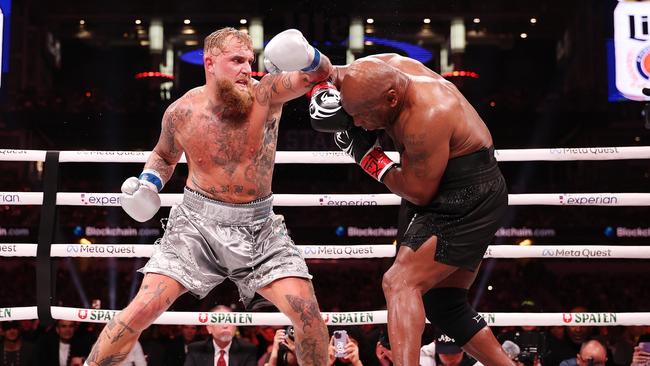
[120,169,163,222]
[264,29,321,74]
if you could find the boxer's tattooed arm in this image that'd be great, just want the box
[255,70,324,106]
[402,133,431,178]
[147,101,190,182]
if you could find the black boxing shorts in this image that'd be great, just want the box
[398,146,508,271]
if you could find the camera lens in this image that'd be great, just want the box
[334,333,341,339]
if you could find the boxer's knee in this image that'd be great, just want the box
[423,287,486,346]
[381,266,400,297]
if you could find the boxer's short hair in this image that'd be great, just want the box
[204,27,252,56]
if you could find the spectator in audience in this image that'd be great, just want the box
[35,320,91,366]
[0,321,35,366]
[327,328,363,366]
[610,326,645,365]
[184,305,257,366]
[260,328,297,366]
[631,342,650,366]
[544,325,577,366]
[375,331,393,366]
[165,325,199,366]
[122,340,148,366]
[559,339,608,366]
[434,333,479,366]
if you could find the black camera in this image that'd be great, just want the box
[286,326,295,341]
[512,331,546,366]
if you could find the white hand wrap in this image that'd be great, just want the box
[264,29,321,73]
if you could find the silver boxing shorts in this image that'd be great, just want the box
[139,188,312,306]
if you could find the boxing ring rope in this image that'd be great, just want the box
[1,147,649,326]
[2,192,650,206]
[2,146,650,162]
[0,306,649,327]
[3,244,650,259]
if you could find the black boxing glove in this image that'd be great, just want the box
[334,127,399,182]
[308,81,353,132]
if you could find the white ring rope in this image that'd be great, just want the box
[2,146,650,163]
[4,306,650,326]
[0,306,647,326]
[2,192,650,207]
[2,244,650,259]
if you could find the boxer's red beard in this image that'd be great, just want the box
[216,78,253,123]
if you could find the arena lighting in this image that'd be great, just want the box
[79,19,85,25]
[134,71,174,80]
[423,18,431,24]
[135,19,141,25]
[473,18,480,24]
[183,19,191,25]
[239,18,247,25]
[530,17,537,24]
[65,257,90,309]
[181,36,434,64]
[518,239,533,246]
[441,70,480,78]
[366,18,374,24]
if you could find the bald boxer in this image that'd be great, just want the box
[310,54,512,366]
[85,28,331,366]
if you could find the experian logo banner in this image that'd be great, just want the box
[558,194,618,205]
[318,195,378,206]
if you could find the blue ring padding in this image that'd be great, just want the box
[139,172,163,192]
[301,48,321,72]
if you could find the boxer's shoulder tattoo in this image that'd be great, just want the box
[162,101,191,156]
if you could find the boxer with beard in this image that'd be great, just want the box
[85,28,332,366]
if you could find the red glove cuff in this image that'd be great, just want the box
[360,147,398,182]
[306,81,335,98]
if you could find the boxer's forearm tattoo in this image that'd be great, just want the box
[286,294,321,331]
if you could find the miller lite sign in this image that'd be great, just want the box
[614,0,650,100]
